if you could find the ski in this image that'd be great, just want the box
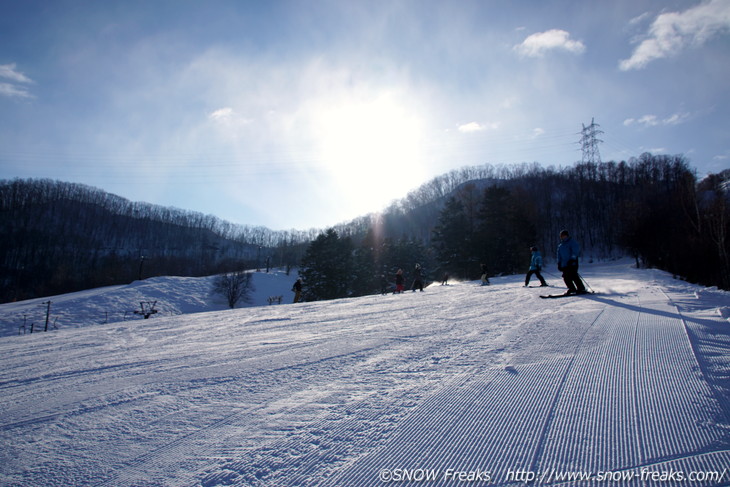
[540,291,594,299]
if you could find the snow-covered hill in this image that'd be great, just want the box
[1,261,729,486]
[0,268,301,338]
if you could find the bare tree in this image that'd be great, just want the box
[213,271,255,309]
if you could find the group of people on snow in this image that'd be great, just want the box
[290,263,426,304]
[522,230,588,295]
[291,229,588,302]
[393,264,424,294]
[523,229,587,295]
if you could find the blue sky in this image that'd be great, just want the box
[1,0,729,230]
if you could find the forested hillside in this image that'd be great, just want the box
[3,154,728,303]
[303,154,730,298]
[0,179,312,302]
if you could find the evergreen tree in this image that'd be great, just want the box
[300,229,354,301]
[477,186,537,275]
[432,197,476,279]
[351,245,379,297]
[382,237,432,289]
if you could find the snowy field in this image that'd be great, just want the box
[1,260,729,486]
[0,268,300,338]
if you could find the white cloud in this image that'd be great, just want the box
[209,107,235,121]
[458,122,485,133]
[0,63,34,98]
[206,107,255,141]
[0,63,32,83]
[629,12,652,26]
[624,112,691,127]
[624,115,657,127]
[662,112,690,125]
[458,121,500,133]
[532,127,545,138]
[208,107,253,126]
[0,82,33,99]
[514,29,586,57]
[619,0,730,70]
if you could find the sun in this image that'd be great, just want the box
[314,92,426,215]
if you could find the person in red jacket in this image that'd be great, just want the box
[394,269,405,294]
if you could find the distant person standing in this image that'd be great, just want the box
[557,230,586,295]
[394,269,405,294]
[292,278,302,303]
[480,263,490,286]
[524,246,548,287]
[412,264,424,292]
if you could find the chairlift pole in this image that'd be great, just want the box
[43,301,51,332]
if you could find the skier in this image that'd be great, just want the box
[441,273,449,286]
[524,246,548,287]
[480,263,490,286]
[412,264,424,292]
[292,278,302,303]
[556,230,587,295]
[394,269,405,294]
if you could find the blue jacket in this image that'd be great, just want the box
[529,251,543,271]
[557,237,581,269]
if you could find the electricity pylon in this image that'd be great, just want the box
[579,117,603,164]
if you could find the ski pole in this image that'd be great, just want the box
[578,273,594,293]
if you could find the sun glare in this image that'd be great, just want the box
[315,93,425,215]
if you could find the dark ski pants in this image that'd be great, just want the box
[525,270,547,286]
[561,266,585,293]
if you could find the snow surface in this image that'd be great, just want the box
[1,261,730,486]
[0,268,300,338]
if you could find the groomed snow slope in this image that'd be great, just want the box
[1,261,729,486]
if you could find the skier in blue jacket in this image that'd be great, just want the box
[524,246,548,287]
[557,230,586,295]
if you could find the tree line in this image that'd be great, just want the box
[0,179,312,302]
[299,229,430,301]
[3,154,728,304]
[298,154,730,300]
